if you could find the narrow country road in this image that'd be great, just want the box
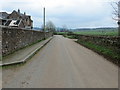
[3,35,118,88]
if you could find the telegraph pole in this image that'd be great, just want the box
[43,7,46,39]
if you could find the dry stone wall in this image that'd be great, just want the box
[77,35,120,49]
[2,27,53,56]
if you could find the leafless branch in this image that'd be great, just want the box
[111,3,118,16]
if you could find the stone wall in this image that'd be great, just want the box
[77,35,120,49]
[2,27,53,56]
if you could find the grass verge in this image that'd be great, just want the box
[77,40,119,66]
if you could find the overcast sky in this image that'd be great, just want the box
[0,0,119,28]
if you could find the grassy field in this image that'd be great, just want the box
[56,28,118,36]
[74,29,118,36]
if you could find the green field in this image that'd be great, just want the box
[74,29,118,36]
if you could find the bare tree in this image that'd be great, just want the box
[111,2,118,17]
[46,21,56,33]
[111,0,120,36]
[62,25,68,32]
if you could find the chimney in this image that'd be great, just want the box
[18,9,20,14]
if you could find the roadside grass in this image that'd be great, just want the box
[54,32,77,39]
[77,40,119,65]
[56,32,67,34]
[65,35,78,39]
[65,35,75,39]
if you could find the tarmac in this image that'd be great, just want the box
[2,35,118,88]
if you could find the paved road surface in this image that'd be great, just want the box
[3,35,118,88]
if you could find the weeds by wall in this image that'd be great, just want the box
[76,35,120,65]
[65,33,120,65]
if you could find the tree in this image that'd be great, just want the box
[46,21,56,33]
[118,1,120,36]
[62,25,68,32]
[111,0,120,36]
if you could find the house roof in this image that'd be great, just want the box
[1,10,33,28]
[0,12,9,19]
[11,10,31,20]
